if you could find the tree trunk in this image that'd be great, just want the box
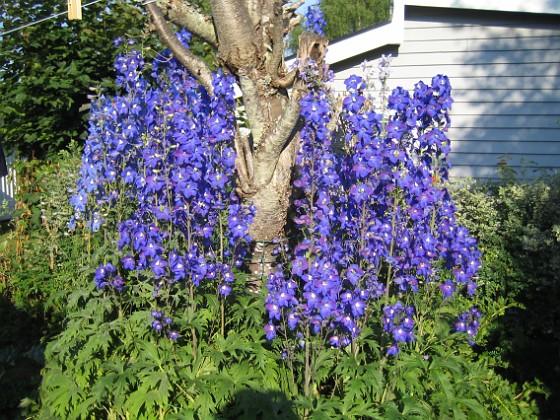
[244,128,299,284]
[146,0,328,290]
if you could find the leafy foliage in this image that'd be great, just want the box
[0,0,153,159]
[0,146,89,417]
[38,278,293,418]
[322,0,391,40]
[27,40,536,418]
[452,173,560,417]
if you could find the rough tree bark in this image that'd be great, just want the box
[145,0,328,288]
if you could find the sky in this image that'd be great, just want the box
[299,0,319,14]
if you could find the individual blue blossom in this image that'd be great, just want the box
[387,344,400,356]
[344,75,366,92]
[388,86,411,112]
[440,279,456,298]
[219,284,232,296]
[264,323,276,340]
[343,92,366,114]
[111,275,125,291]
[167,330,179,340]
[94,263,121,290]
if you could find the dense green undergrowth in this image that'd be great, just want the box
[1,153,559,418]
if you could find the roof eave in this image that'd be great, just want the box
[404,0,560,15]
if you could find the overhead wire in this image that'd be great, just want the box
[0,0,106,37]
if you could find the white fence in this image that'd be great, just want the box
[0,154,16,221]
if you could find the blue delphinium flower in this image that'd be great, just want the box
[305,2,326,36]
[74,33,482,351]
[456,306,482,346]
[264,64,481,355]
[71,45,254,339]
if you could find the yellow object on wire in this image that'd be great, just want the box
[68,0,82,20]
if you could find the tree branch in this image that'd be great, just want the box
[266,0,285,81]
[272,68,297,88]
[252,32,328,187]
[238,70,266,146]
[285,14,302,36]
[158,0,218,49]
[283,0,305,15]
[210,0,260,70]
[283,0,304,35]
[234,130,256,195]
[251,83,304,186]
[146,2,215,94]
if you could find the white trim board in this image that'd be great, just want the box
[404,0,560,15]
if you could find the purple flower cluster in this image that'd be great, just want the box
[264,70,482,354]
[94,263,125,291]
[455,306,482,346]
[305,2,326,36]
[382,302,415,355]
[70,37,254,339]
[151,310,179,340]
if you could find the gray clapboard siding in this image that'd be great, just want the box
[452,140,559,155]
[387,63,558,79]
[390,50,560,66]
[451,115,558,129]
[454,102,558,115]
[399,36,560,53]
[334,66,560,88]
[450,154,559,170]
[388,78,558,91]
[452,128,558,142]
[329,5,560,179]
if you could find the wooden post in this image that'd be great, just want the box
[68,0,82,20]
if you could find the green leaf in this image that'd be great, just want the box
[455,397,488,419]
[137,340,162,365]
[401,396,432,418]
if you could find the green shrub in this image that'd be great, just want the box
[3,154,551,418]
[0,145,91,418]
[451,173,560,417]
[35,272,539,418]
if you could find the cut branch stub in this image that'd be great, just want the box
[298,32,329,64]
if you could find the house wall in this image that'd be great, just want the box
[329,7,560,179]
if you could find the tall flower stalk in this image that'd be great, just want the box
[264,59,482,395]
[70,35,254,340]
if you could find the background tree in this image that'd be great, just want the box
[322,0,391,40]
[0,0,152,159]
